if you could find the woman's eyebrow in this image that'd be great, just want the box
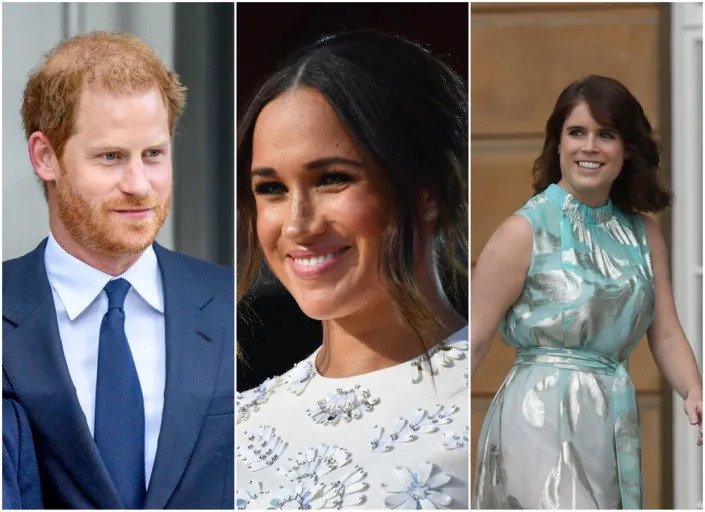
[251,156,364,177]
[305,156,365,170]
[251,167,277,177]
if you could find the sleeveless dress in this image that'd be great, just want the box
[473,184,654,509]
[237,327,469,509]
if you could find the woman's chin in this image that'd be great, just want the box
[294,301,342,321]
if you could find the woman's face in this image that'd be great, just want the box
[558,101,626,207]
[250,87,389,320]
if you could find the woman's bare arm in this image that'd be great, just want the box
[643,214,703,445]
[471,214,532,377]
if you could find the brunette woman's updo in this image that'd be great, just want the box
[237,30,468,342]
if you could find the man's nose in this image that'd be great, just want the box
[120,159,151,196]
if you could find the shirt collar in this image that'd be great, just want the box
[44,233,164,320]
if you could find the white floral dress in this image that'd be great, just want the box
[236,327,468,509]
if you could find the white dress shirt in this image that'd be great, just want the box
[44,233,166,487]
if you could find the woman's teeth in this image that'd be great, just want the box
[294,251,341,266]
[578,161,602,169]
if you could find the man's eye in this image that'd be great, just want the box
[146,149,163,158]
[103,152,119,161]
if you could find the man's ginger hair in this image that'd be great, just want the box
[22,31,187,163]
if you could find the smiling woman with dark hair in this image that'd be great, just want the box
[471,75,702,509]
[236,30,468,509]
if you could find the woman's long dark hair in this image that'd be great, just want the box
[532,74,671,212]
[237,30,468,343]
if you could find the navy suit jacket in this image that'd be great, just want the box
[3,399,43,509]
[3,239,234,509]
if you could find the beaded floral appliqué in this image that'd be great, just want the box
[238,444,368,509]
[238,425,287,471]
[409,337,468,383]
[237,376,283,424]
[370,404,459,453]
[381,461,454,509]
[441,425,469,450]
[236,480,266,510]
[307,385,380,425]
[284,360,316,395]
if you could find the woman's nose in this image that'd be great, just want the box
[582,134,598,152]
[284,193,324,239]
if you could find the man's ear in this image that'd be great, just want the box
[28,132,59,183]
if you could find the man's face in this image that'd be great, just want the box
[53,86,172,259]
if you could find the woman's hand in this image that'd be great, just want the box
[683,391,703,446]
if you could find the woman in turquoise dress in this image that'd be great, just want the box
[471,75,703,509]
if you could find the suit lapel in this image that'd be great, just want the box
[144,245,223,509]
[2,240,123,509]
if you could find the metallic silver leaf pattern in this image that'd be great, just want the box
[539,452,562,509]
[522,371,559,428]
[562,441,600,508]
[565,373,581,434]
[579,372,608,419]
[615,407,639,454]
[533,226,562,255]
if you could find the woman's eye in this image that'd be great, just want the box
[318,172,353,187]
[599,131,617,140]
[568,128,584,137]
[253,182,287,196]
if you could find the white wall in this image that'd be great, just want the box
[670,2,703,509]
[2,3,175,261]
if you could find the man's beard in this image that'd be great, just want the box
[55,167,171,258]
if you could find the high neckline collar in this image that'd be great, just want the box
[545,183,613,224]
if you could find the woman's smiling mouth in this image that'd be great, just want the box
[288,246,351,278]
[577,160,603,170]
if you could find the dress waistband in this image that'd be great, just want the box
[513,347,642,509]
[514,347,627,375]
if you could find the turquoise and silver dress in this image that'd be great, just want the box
[473,183,654,509]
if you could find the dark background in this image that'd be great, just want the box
[174,3,234,265]
[236,2,469,391]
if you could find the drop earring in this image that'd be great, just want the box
[425,207,438,221]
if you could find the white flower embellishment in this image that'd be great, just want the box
[238,425,287,471]
[276,444,353,484]
[238,444,368,509]
[266,478,365,509]
[381,461,453,509]
[307,385,380,425]
[285,360,316,395]
[409,338,468,383]
[236,480,267,510]
[442,425,469,450]
[273,444,368,508]
[237,376,283,424]
[371,404,459,453]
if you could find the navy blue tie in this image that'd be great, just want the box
[94,278,146,509]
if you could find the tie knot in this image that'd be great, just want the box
[104,278,131,310]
